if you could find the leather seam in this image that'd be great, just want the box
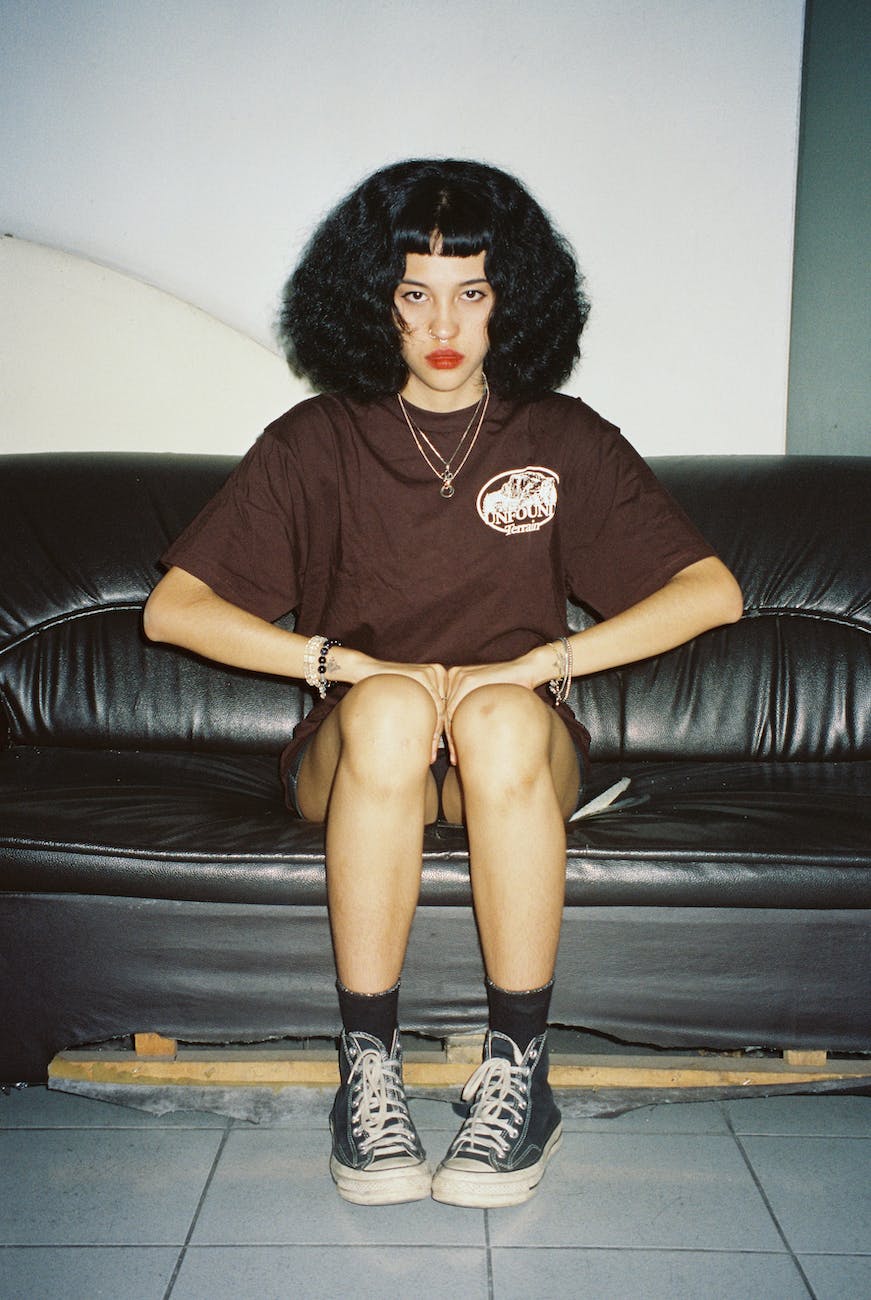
[0,602,145,660]
[743,606,870,632]
[0,836,864,866]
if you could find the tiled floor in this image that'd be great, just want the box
[1,1083,869,1298]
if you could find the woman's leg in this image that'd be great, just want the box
[296,673,439,991]
[296,674,439,1205]
[442,684,578,990]
[433,684,577,1208]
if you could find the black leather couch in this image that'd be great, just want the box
[1,451,869,1084]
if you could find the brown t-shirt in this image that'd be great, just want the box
[163,391,713,775]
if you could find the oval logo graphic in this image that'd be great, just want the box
[476,466,560,535]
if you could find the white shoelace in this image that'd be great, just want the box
[350,1047,420,1159]
[452,1055,530,1159]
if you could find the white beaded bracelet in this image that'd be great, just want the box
[303,635,324,688]
[303,634,342,699]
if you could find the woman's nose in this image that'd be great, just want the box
[428,305,458,341]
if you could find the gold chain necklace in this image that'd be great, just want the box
[397,380,490,499]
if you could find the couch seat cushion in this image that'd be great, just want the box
[1,749,869,910]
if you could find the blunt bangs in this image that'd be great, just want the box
[391,181,493,260]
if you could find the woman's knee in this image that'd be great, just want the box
[451,684,550,773]
[338,673,437,761]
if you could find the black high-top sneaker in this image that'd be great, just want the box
[431,1029,562,1207]
[329,1029,431,1205]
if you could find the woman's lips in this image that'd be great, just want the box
[425,349,464,369]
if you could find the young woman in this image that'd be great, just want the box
[144,158,742,1208]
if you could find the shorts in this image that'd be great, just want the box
[284,735,587,823]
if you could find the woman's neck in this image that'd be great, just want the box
[398,373,487,413]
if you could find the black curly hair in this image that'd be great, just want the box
[278,158,590,402]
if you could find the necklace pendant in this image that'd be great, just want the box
[397,382,489,501]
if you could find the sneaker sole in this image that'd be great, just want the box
[431,1124,563,1208]
[330,1155,432,1206]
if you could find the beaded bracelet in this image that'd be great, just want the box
[303,635,342,699]
[303,635,323,688]
[315,638,341,699]
[548,636,573,706]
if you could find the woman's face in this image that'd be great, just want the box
[394,250,494,411]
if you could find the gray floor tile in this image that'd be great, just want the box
[191,1128,486,1247]
[172,1245,489,1300]
[6,1071,863,1296]
[799,1254,871,1300]
[491,1247,811,1299]
[724,1094,871,1138]
[0,1084,229,1128]
[406,1093,466,1131]
[486,1132,784,1251]
[739,1136,871,1254]
[0,1129,223,1245]
[0,1246,180,1300]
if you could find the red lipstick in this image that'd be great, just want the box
[426,349,464,369]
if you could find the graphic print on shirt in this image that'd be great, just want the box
[476,466,560,535]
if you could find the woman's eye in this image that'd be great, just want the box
[401,290,426,302]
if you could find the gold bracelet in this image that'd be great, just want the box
[548,636,572,705]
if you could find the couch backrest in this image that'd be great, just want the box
[0,454,304,754]
[588,456,871,762]
[1,452,868,761]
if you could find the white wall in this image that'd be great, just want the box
[0,236,306,454]
[0,0,805,456]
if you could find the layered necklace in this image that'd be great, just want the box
[397,378,490,499]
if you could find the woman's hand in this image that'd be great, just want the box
[442,648,555,764]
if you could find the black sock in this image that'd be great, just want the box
[336,978,400,1049]
[486,977,554,1052]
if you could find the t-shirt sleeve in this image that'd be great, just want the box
[561,409,715,619]
[161,428,305,623]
